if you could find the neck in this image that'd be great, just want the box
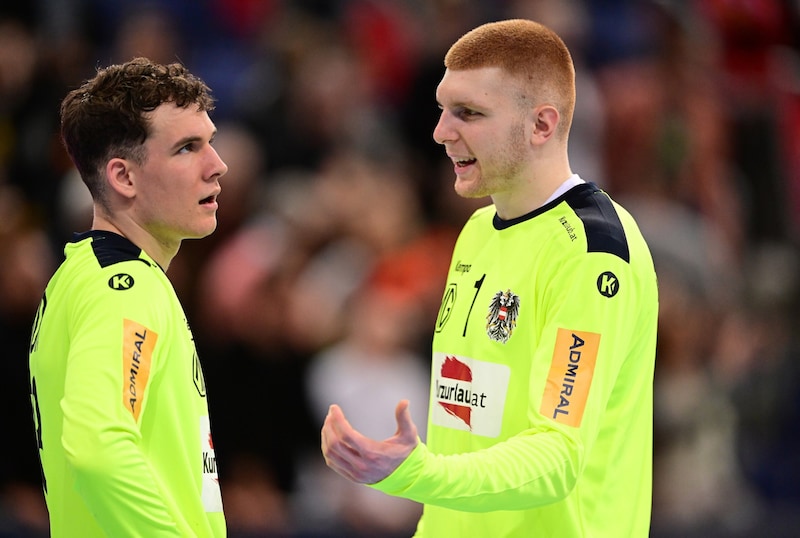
[492,153,573,220]
[91,208,177,270]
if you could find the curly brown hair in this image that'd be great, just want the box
[60,57,215,201]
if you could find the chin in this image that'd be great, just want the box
[454,181,488,200]
[186,222,218,240]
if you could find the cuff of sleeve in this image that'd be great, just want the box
[369,440,428,495]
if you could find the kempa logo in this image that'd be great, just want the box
[109,273,134,290]
[596,271,619,298]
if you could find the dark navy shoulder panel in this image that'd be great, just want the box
[72,230,152,268]
[489,182,630,263]
[565,183,630,263]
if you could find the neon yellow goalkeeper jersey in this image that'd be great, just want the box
[29,231,225,537]
[372,181,658,537]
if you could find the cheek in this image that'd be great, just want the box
[478,136,506,168]
[475,124,511,156]
[499,122,527,158]
[152,177,186,206]
[140,181,182,219]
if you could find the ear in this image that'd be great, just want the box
[105,157,137,200]
[531,105,560,145]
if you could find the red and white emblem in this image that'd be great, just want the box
[486,289,520,343]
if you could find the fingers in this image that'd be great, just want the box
[394,399,418,443]
[322,404,366,461]
[321,401,418,484]
[326,403,345,425]
[322,405,375,483]
[322,404,352,454]
[325,405,362,451]
[321,405,357,479]
[321,435,362,483]
[394,399,410,420]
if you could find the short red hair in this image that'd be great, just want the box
[445,19,576,138]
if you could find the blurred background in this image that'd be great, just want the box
[1,0,799,536]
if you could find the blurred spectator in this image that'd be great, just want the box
[108,4,186,66]
[0,185,54,536]
[721,244,800,536]
[236,9,401,177]
[696,0,798,245]
[0,17,68,247]
[302,282,429,536]
[649,265,760,536]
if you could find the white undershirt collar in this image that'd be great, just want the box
[543,174,585,206]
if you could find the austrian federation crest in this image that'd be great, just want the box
[486,289,520,343]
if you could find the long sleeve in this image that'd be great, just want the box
[61,317,184,535]
[372,424,581,511]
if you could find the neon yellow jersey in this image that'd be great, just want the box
[29,231,225,537]
[372,182,658,537]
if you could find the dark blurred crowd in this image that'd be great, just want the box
[2,1,800,537]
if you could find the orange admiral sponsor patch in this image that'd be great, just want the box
[540,328,600,427]
[122,319,157,421]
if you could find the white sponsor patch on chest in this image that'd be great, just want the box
[431,352,510,438]
[200,415,223,512]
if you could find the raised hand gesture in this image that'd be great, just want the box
[321,399,419,484]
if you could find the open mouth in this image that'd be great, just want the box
[200,195,217,205]
[455,158,476,168]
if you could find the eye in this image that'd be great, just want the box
[456,107,481,120]
[177,142,195,154]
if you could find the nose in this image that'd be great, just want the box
[208,146,228,180]
[432,110,453,146]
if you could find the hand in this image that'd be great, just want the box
[321,399,419,484]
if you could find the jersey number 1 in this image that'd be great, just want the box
[462,274,486,336]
